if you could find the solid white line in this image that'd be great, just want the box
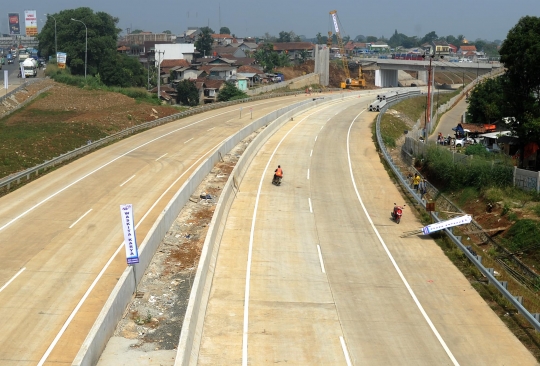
[340,336,353,366]
[184,138,194,144]
[314,135,318,141]
[310,149,313,157]
[316,245,326,273]
[241,99,355,366]
[0,108,244,234]
[37,139,226,366]
[207,127,215,131]
[155,153,167,161]
[68,209,93,229]
[308,198,313,213]
[0,268,25,294]
[320,125,324,131]
[346,111,460,366]
[119,175,136,187]
[307,169,310,180]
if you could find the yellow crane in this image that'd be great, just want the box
[328,10,365,89]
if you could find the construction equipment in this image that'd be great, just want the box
[328,10,365,89]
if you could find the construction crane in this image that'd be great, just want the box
[328,10,365,89]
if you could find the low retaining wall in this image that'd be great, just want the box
[72,90,360,366]
[246,73,321,96]
[0,85,54,119]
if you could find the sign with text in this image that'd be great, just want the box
[56,52,66,69]
[422,215,472,235]
[24,10,38,36]
[120,204,139,265]
[8,13,20,35]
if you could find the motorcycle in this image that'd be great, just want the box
[391,203,405,224]
[272,175,282,186]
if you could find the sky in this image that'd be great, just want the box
[2,0,538,42]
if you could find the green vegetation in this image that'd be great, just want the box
[195,27,214,58]
[253,42,291,72]
[217,82,248,102]
[45,64,160,105]
[38,7,147,87]
[379,114,408,148]
[505,219,540,251]
[176,80,199,106]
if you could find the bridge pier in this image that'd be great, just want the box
[418,70,428,84]
[375,69,398,88]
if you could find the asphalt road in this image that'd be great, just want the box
[197,96,536,364]
[0,94,319,366]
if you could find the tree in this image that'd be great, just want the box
[316,32,323,44]
[278,31,291,43]
[176,80,199,106]
[195,27,213,58]
[457,35,465,44]
[366,36,377,43]
[217,82,247,102]
[499,16,540,149]
[130,29,143,34]
[421,31,438,44]
[445,35,457,45]
[99,50,146,87]
[467,77,507,124]
[354,35,366,42]
[162,30,172,34]
[220,27,231,35]
[253,42,290,72]
[38,7,120,76]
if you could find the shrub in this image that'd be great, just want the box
[505,219,540,252]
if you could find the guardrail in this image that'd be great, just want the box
[72,90,366,366]
[375,97,540,332]
[0,78,41,104]
[0,90,306,194]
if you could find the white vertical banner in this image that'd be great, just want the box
[20,63,25,79]
[3,70,7,89]
[120,204,139,265]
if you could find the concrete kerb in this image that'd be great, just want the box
[174,91,368,366]
[71,93,356,366]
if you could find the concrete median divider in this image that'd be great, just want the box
[72,91,363,366]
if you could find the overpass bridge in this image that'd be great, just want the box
[360,58,501,87]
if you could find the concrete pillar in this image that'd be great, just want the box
[378,69,398,87]
[418,70,428,84]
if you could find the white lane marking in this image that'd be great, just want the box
[314,135,318,141]
[37,139,226,366]
[68,209,93,229]
[308,198,313,213]
[184,138,194,144]
[310,149,313,157]
[316,245,326,273]
[242,99,355,366]
[340,336,353,366]
[119,175,136,187]
[346,111,459,366]
[320,125,324,131]
[207,127,215,131]
[0,98,292,233]
[155,153,167,161]
[0,268,25,294]
[307,169,310,180]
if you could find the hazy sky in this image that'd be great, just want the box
[2,0,538,42]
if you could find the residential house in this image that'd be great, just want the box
[160,59,191,75]
[177,27,201,44]
[210,46,246,58]
[237,42,258,56]
[370,41,389,53]
[149,85,176,104]
[208,66,237,81]
[265,42,315,60]
[212,34,235,45]
[197,79,225,103]
[458,45,477,59]
[155,43,196,64]
[431,40,450,58]
[235,76,248,91]
[238,65,265,86]
[170,65,202,82]
[448,44,458,54]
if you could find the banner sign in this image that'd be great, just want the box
[120,204,139,265]
[56,52,67,69]
[422,215,472,235]
[8,13,20,35]
[24,10,38,36]
[3,70,7,89]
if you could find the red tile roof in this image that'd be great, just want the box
[238,65,264,74]
[460,45,477,51]
[263,42,314,51]
[161,59,190,68]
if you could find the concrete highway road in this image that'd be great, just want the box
[197,96,536,364]
[0,94,322,365]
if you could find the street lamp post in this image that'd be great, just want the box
[71,18,87,78]
[46,14,57,57]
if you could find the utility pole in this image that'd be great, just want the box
[156,50,165,103]
[426,53,433,137]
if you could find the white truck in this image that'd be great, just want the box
[22,58,38,77]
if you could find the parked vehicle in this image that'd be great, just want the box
[22,58,38,77]
[391,203,405,224]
